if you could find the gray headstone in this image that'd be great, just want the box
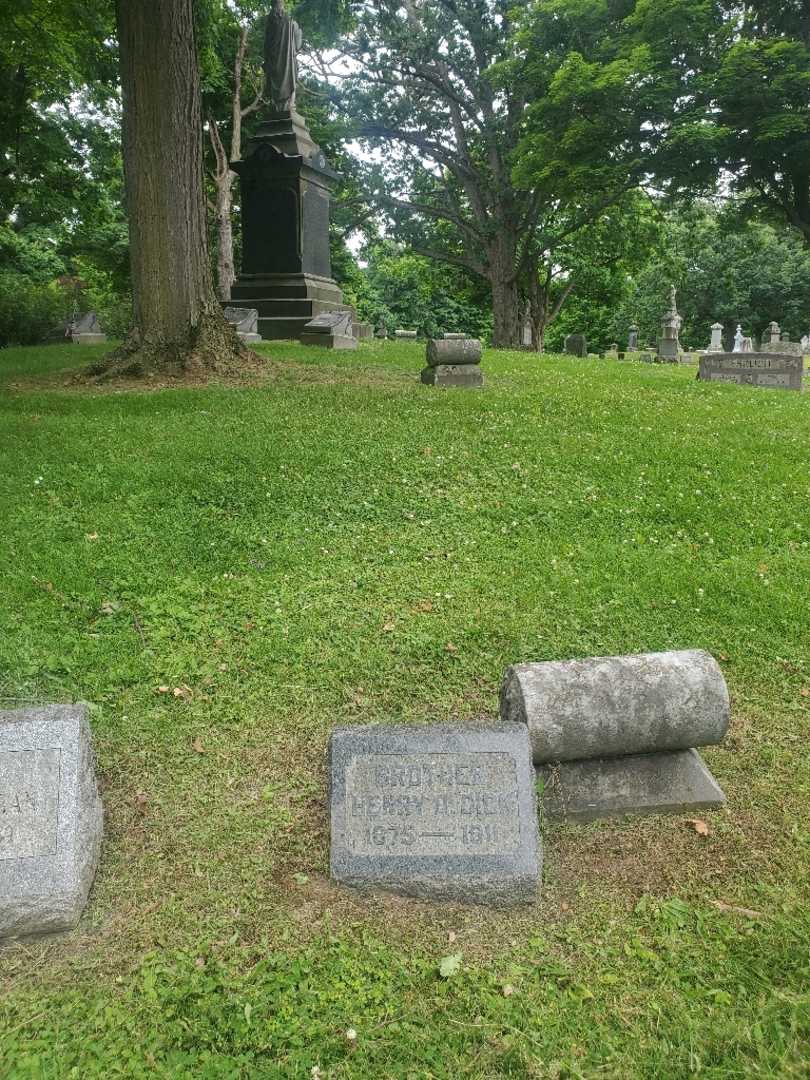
[300,310,357,349]
[563,333,587,357]
[303,310,354,335]
[627,325,639,351]
[706,322,724,353]
[420,364,484,388]
[538,749,725,822]
[223,306,259,334]
[500,650,729,764]
[329,723,539,906]
[0,704,103,939]
[70,311,106,345]
[698,352,803,391]
[394,329,418,339]
[426,338,482,366]
[72,312,102,335]
[443,333,467,340]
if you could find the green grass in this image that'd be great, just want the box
[1,341,809,1078]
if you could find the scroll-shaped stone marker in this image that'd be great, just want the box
[329,723,539,905]
[0,704,103,939]
[421,337,484,388]
[500,650,730,822]
[300,310,357,350]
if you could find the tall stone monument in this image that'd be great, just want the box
[657,287,682,361]
[229,1,352,339]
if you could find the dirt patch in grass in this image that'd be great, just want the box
[3,353,413,395]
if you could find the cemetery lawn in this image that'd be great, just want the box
[1,340,810,1079]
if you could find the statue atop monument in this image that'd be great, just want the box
[264,0,303,113]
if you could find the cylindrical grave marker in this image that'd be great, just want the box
[426,338,482,366]
[500,649,729,763]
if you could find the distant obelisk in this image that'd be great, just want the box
[229,0,351,339]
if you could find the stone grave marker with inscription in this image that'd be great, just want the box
[698,352,803,391]
[0,703,103,939]
[329,724,539,905]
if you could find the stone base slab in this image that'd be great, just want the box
[421,364,483,388]
[537,748,725,823]
[237,333,262,344]
[72,334,106,345]
[300,332,357,350]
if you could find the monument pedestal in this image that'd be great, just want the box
[229,110,352,340]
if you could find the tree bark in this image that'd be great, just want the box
[489,232,521,348]
[102,0,248,376]
[208,26,262,301]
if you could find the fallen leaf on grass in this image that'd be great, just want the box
[800,688,810,698]
[711,900,763,919]
[438,952,463,978]
[502,984,515,997]
[191,737,205,754]
[685,818,710,836]
[445,642,458,654]
[85,532,99,541]
[156,685,169,694]
[173,685,193,700]
[382,621,395,632]
[414,599,434,613]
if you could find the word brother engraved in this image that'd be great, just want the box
[329,724,539,905]
[0,704,103,939]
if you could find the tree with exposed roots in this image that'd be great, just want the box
[99,0,250,377]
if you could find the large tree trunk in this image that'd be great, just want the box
[102,0,248,376]
[489,233,521,348]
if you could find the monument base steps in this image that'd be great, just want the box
[537,748,725,823]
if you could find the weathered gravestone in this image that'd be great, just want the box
[760,322,803,356]
[70,312,106,345]
[627,325,639,351]
[443,333,467,340]
[657,287,682,362]
[0,704,103,939]
[500,650,729,822]
[421,337,484,388]
[705,322,724,353]
[394,329,418,340]
[223,306,262,344]
[563,333,587,357]
[355,322,373,340]
[698,352,803,391]
[329,724,539,905]
[300,310,356,349]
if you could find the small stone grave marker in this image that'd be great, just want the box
[69,312,106,345]
[300,310,356,349]
[0,704,103,939]
[698,352,803,391]
[223,306,262,343]
[501,650,729,822]
[329,724,539,905]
